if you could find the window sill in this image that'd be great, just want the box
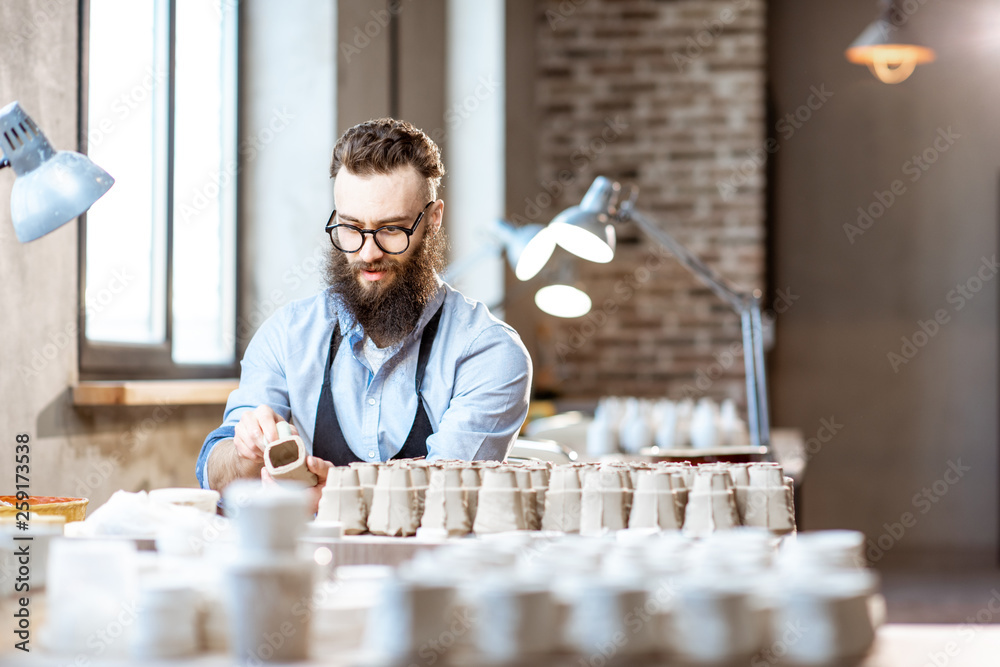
[72,379,239,406]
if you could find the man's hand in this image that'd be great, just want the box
[206,405,302,491]
[205,438,264,491]
[261,455,334,515]
[234,405,299,462]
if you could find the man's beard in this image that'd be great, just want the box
[324,229,446,346]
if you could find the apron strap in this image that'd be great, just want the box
[312,303,445,465]
[392,304,444,459]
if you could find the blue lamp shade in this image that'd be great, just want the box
[1,101,114,242]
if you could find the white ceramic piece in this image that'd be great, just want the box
[43,539,139,658]
[727,464,751,523]
[130,581,201,659]
[420,467,472,537]
[473,468,526,534]
[779,530,867,571]
[773,570,879,665]
[580,468,629,535]
[744,463,795,533]
[628,469,681,531]
[718,398,740,446]
[683,470,740,537]
[264,421,318,486]
[459,466,482,523]
[349,462,380,508]
[0,513,63,591]
[148,487,221,514]
[568,581,657,656]
[476,580,556,661]
[514,468,541,531]
[225,556,314,664]
[316,466,369,534]
[672,576,761,663]
[367,467,421,537]
[619,399,654,454]
[541,466,582,533]
[654,399,679,449]
[223,480,311,557]
[363,577,457,662]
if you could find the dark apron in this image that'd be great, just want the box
[312,304,444,465]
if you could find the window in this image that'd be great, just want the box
[80,0,238,378]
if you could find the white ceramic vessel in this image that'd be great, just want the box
[148,487,221,514]
[225,555,314,664]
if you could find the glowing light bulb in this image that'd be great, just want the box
[535,284,592,318]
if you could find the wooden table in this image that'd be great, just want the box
[5,624,999,666]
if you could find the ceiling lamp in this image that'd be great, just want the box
[846,0,935,84]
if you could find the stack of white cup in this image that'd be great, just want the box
[222,480,315,664]
[130,577,202,659]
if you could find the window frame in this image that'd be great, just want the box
[77,0,242,381]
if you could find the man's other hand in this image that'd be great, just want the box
[234,405,299,462]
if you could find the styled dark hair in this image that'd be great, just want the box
[330,118,445,199]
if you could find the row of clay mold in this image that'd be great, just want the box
[317,459,794,537]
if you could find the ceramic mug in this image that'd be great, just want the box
[225,556,314,664]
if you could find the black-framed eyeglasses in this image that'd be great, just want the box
[325,201,434,255]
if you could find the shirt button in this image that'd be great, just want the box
[368,398,376,406]
[368,451,376,459]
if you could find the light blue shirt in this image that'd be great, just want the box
[196,281,532,487]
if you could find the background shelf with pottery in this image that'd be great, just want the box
[524,398,807,476]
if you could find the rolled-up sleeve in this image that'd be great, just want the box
[425,324,532,461]
[195,311,292,488]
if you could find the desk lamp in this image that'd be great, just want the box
[443,218,592,318]
[0,101,114,242]
[546,176,771,449]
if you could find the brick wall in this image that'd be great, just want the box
[520,0,767,403]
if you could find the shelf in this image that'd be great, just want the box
[72,379,238,406]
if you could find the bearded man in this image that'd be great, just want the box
[197,118,532,498]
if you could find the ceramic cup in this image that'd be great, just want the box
[149,487,221,514]
[363,577,457,662]
[130,580,201,659]
[772,570,879,665]
[223,480,310,557]
[225,555,314,664]
[475,578,556,662]
[672,576,761,663]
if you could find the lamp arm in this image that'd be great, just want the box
[750,303,771,445]
[623,208,749,312]
[624,207,770,448]
[740,302,772,448]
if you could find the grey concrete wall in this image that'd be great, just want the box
[769,0,999,565]
[0,1,218,509]
[238,0,336,356]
